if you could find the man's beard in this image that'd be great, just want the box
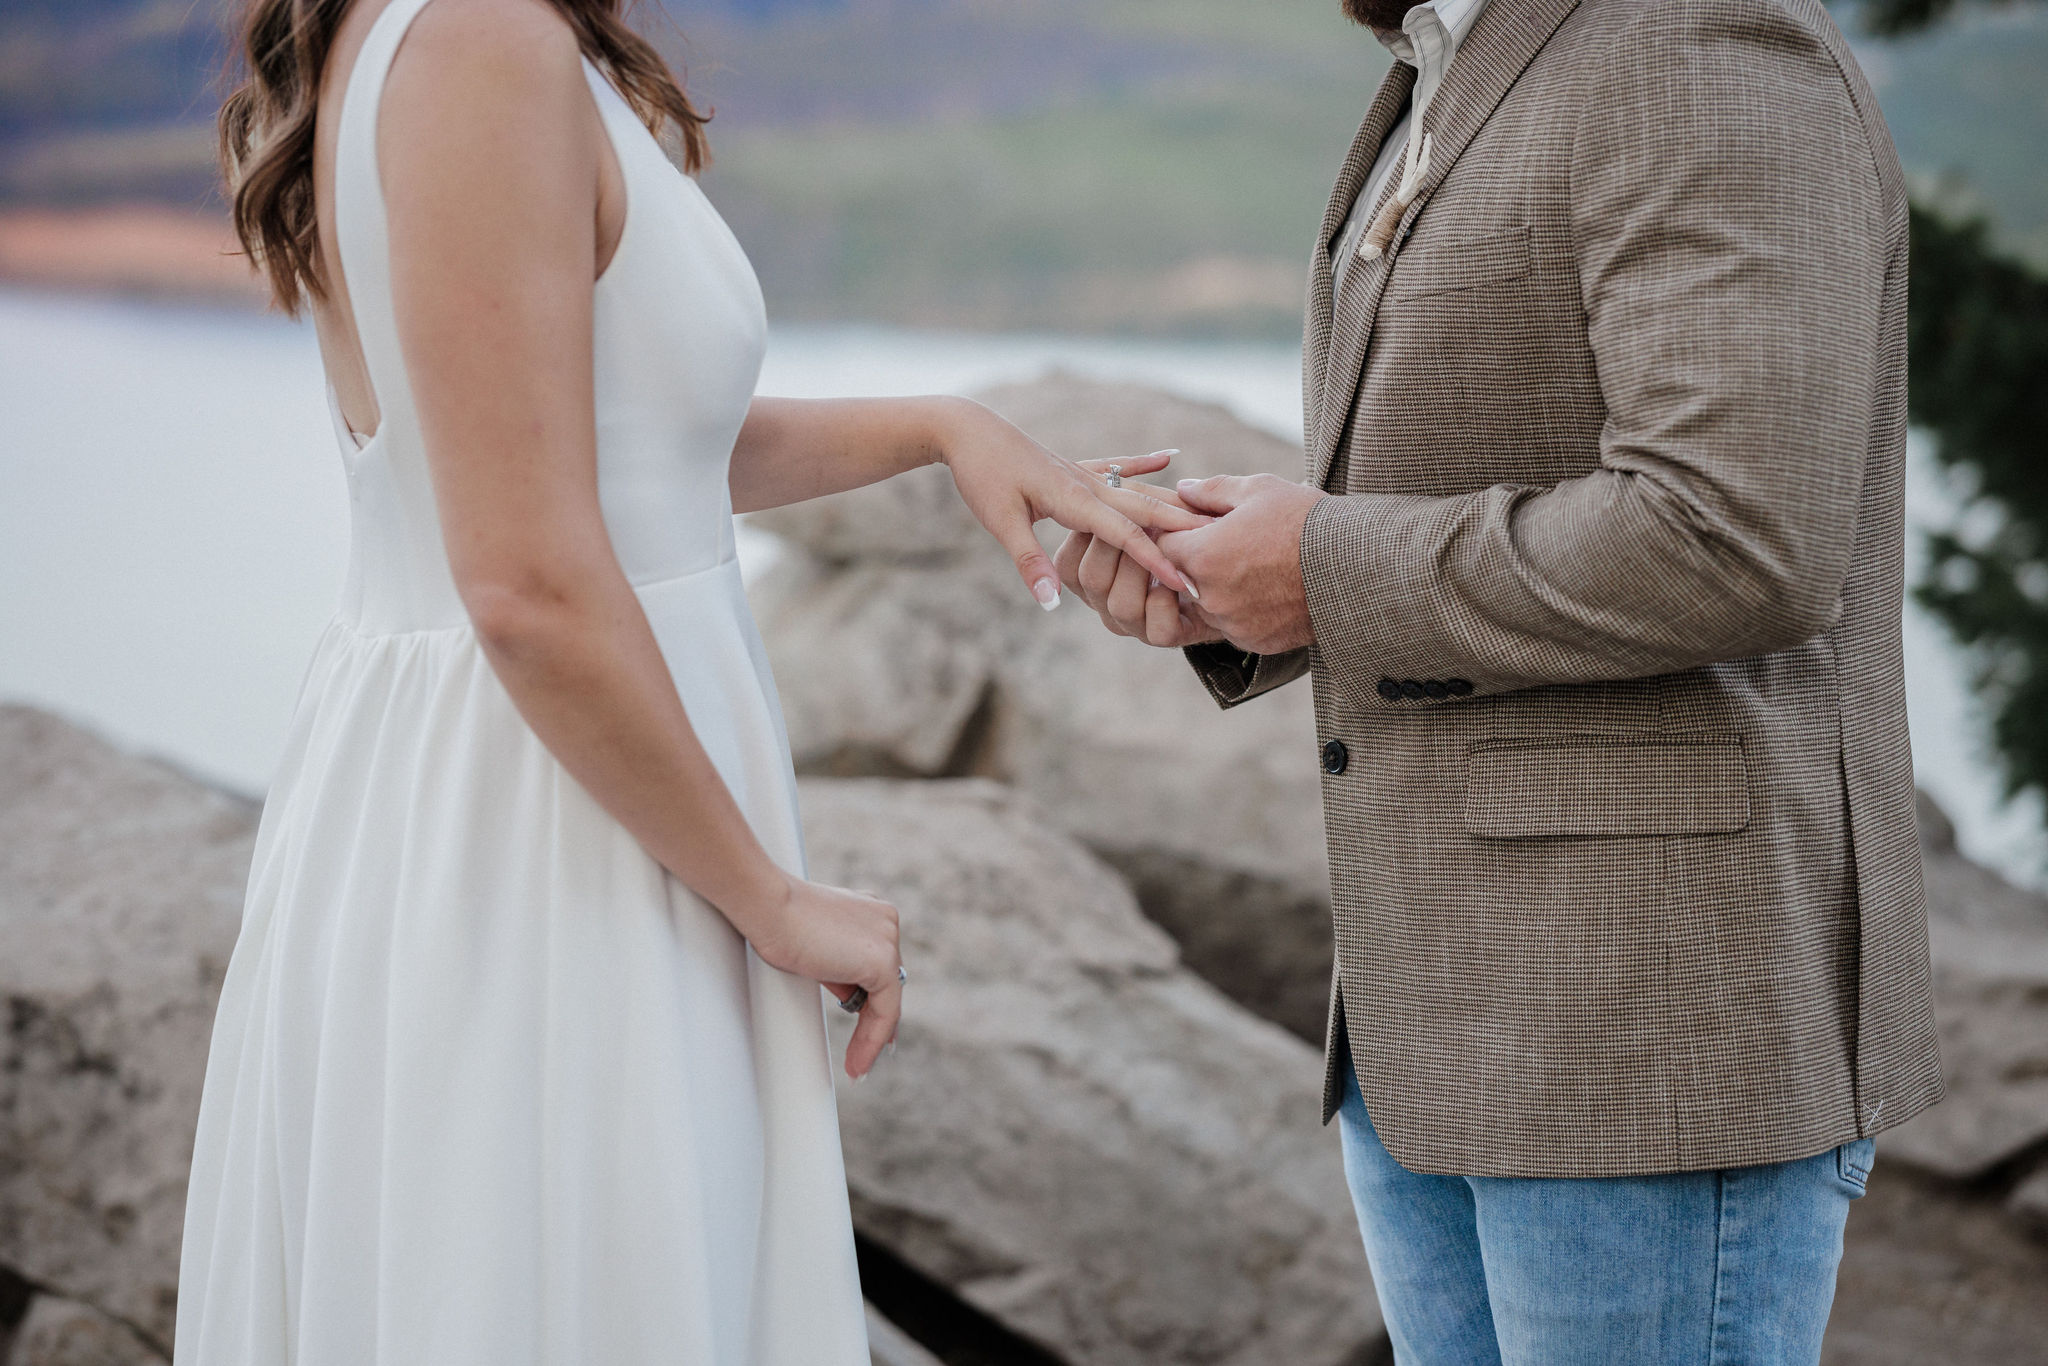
[1343,0,1420,28]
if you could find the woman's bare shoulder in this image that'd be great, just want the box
[388,0,587,107]
[374,0,604,255]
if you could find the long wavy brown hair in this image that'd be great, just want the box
[219,0,710,314]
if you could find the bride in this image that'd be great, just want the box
[175,0,1199,1360]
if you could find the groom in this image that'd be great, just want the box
[1058,0,1942,1359]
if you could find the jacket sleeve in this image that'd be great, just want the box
[1184,643,1310,710]
[1300,0,1891,713]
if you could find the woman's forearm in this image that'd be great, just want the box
[465,563,791,942]
[729,395,981,514]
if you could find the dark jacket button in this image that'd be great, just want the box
[1376,677,1402,702]
[1446,678,1474,696]
[1423,680,1449,699]
[1322,739,1349,775]
[1400,680,1426,700]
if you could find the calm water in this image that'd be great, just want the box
[1,286,2040,887]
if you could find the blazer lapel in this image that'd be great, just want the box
[1310,0,1585,487]
[1307,63,1415,470]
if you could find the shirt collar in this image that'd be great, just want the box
[1375,0,1492,117]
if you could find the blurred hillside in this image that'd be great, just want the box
[1,0,2044,331]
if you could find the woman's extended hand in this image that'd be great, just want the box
[749,876,904,1080]
[936,401,1210,609]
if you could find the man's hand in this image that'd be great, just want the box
[1055,525,1225,648]
[1155,474,1327,655]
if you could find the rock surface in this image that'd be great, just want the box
[1826,1166,2048,1366]
[865,1304,945,1366]
[0,705,253,1359]
[1878,797,2048,1201]
[0,706,1382,1364]
[807,778,1382,1366]
[1836,792,2048,1364]
[751,375,1339,1041]
[3,1298,164,1366]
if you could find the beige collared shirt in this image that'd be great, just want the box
[1332,0,1494,294]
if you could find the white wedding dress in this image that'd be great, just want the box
[174,1,868,1360]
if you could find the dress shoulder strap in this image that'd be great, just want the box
[330,0,439,446]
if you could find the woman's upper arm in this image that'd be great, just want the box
[379,0,612,605]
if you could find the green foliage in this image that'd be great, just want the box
[1909,205,2048,802]
[1860,0,1967,33]
[1852,0,2044,35]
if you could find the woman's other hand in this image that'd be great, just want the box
[750,877,904,1080]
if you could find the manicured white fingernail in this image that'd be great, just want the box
[1178,479,1200,492]
[1034,579,1061,611]
[1149,449,1181,459]
[1183,577,1202,602]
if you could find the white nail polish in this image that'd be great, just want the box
[1035,580,1061,611]
[1183,578,1202,602]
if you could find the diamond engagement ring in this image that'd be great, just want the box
[1103,464,1123,489]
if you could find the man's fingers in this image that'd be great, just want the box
[1144,582,1191,645]
[1083,504,1192,594]
[1077,535,1123,608]
[1106,550,1152,636]
[1054,530,1093,598]
[1175,474,1258,516]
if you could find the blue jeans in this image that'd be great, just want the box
[1337,1060,1872,1366]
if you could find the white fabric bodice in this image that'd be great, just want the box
[328,0,768,633]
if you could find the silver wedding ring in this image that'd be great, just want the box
[1103,464,1123,489]
[898,965,909,987]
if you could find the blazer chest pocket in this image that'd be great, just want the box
[1389,224,1532,302]
[1463,738,1750,839]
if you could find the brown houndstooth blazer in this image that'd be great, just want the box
[1188,0,1943,1177]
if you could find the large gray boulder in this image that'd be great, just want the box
[751,375,1338,1042]
[0,710,966,1366]
[3,1297,161,1366]
[807,778,1381,1366]
[1878,796,2048,1202]
[0,705,252,1361]
[1827,1162,2048,1366]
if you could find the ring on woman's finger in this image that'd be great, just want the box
[839,986,869,1014]
[898,965,909,987]
[1103,464,1123,489]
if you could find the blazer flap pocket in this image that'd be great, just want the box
[1389,224,1531,301]
[1464,738,1750,839]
